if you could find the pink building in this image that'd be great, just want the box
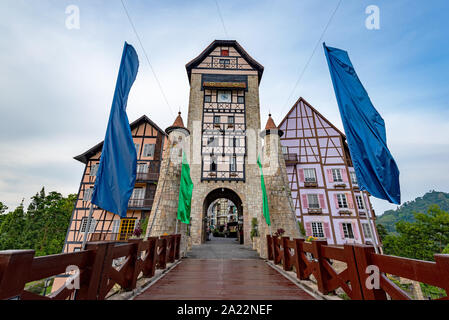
[279,97,381,249]
[62,115,166,253]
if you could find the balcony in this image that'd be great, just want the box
[283,153,298,164]
[334,183,347,189]
[304,181,318,188]
[128,198,154,210]
[136,172,160,182]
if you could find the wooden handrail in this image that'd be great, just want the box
[267,235,449,300]
[0,234,182,300]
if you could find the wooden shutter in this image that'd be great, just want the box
[339,223,345,239]
[305,222,312,236]
[342,168,348,182]
[352,222,359,240]
[323,222,331,238]
[298,169,305,182]
[302,194,309,209]
[318,194,326,209]
[327,169,334,182]
[346,193,354,209]
[334,194,339,209]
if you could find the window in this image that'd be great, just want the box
[307,194,320,209]
[134,143,140,154]
[350,171,358,184]
[83,188,93,201]
[90,163,99,177]
[229,137,239,147]
[210,156,217,172]
[228,116,234,124]
[137,163,149,173]
[332,169,343,182]
[205,95,212,103]
[221,49,229,56]
[311,222,324,238]
[208,137,218,147]
[219,59,230,67]
[217,91,231,103]
[282,146,288,155]
[342,223,354,239]
[237,96,244,104]
[337,194,348,209]
[356,195,365,210]
[230,156,237,172]
[112,219,120,235]
[118,218,137,241]
[214,116,221,124]
[143,144,156,157]
[304,168,317,183]
[80,217,97,233]
[362,223,372,239]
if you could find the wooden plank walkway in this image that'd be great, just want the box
[134,259,316,300]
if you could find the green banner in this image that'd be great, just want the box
[257,156,271,226]
[177,152,194,224]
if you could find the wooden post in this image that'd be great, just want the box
[273,236,281,265]
[157,237,167,269]
[311,240,329,294]
[126,239,143,291]
[282,237,292,271]
[352,244,387,300]
[174,234,181,260]
[434,254,449,297]
[0,250,35,300]
[96,242,116,300]
[142,237,158,278]
[78,242,114,300]
[342,244,364,300]
[167,236,176,263]
[293,239,308,280]
[266,235,273,261]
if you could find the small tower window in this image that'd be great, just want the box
[211,156,217,172]
[221,49,229,56]
[205,95,211,103]
[230,156,237,172]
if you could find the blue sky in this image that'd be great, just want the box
[0,0,448,215]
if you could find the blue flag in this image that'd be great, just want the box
[91,42,139,217]
[323,43,400,205]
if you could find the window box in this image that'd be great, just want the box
[227,124,234,128]
[334,183,347,189]
[214,124,221,128]
[308,208,322,215]
[339,210,352,215]
[208,172,217,177]
[230,173,238,177]
[304,182,318,188]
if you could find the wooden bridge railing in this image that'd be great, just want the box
[0,234,181,300]
[267,235,449,300]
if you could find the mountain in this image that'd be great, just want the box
[376,191,449,233]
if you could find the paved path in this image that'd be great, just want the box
[187,236,260,260]
[134,237,316,300]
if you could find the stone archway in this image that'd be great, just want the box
[202,188,244,244]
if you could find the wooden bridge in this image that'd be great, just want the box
[0,234,448,300]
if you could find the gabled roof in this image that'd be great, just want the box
[279,97,347,140]
[185,40,265,83]
[74,115,166,164]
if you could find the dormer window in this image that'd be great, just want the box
[219,59,230,68]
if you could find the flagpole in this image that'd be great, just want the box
[81,203,94,250]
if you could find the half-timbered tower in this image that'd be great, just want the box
[62,115,166,253]
[279,97,381,249]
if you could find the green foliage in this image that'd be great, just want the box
[377,191,449,233]
[0,187,76,256]
[250,218,259,239]
[140,215,149,238]
[376,223,388,242]
[382,205,449,261]
[298,221,306,237]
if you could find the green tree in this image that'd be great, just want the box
[376,223,388,242]
[0,188,76,256]
[383,205,449,261]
